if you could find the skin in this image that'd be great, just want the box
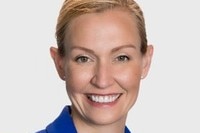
[51,9,153,133]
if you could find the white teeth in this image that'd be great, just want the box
[89,94,120,103]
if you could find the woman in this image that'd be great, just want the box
[37,0,153,132]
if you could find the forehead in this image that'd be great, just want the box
[65,9,140,48]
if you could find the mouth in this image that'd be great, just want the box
[87,94,121,103]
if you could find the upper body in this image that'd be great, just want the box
[38,0,153,133]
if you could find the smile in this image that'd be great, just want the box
[87,94,121,103]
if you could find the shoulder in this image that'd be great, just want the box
[125,126,131,133]
[35,106,77,133]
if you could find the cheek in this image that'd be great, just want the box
[64,65,93,93]
[115,64,142,109]
[115,64,142,91]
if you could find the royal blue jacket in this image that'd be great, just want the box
[36,106,131,133]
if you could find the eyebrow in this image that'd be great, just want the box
[70,44,137,54]
[111,44,137,53]
[70,46,95,54]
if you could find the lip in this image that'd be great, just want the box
[86,93,122,107]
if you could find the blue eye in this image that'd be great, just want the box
[75,56,91,63]
[116,55,130,62]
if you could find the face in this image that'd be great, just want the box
[51,9,153,127]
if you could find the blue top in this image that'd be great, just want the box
[36,106,131,133]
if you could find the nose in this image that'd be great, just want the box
[91,61,114,89]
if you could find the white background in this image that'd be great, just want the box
[0,0,199,133]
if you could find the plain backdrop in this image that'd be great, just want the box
[0,0,199,133]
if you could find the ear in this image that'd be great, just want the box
[50,47,65,80]
[141,45,154,79]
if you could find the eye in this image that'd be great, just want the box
[75,56,92,63]
[116,55,130,62]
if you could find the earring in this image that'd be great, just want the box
[141,76,144,79]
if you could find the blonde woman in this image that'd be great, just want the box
[37,0,153,133]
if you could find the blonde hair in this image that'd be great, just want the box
[56,0,147,56]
